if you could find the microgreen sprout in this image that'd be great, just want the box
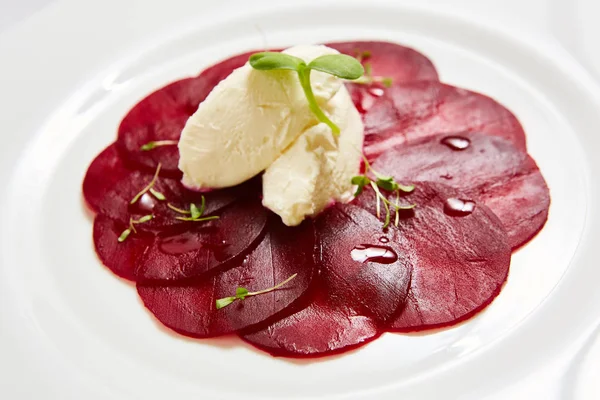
[168,196,218,223]
[118,215,153,243]
[352,49,393,88]
[130,163,166,204]
[215,273,298,310]
[140,140,179,151]
[352,156,416,229]
[249,52,364,135]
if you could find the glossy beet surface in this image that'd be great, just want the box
[362,81,527,159]
[137,218,317,337]
[82,41,548,358]
[372,133,550,248]
[242,205,413,357]
[354,183,512,331]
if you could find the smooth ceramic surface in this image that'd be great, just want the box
[1,1,599,399]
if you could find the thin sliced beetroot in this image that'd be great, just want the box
[116,51,256,175]
[242,205,412,358]
[136,217,316,338]
[326,41,439,113]
[83,144,253,230]
[362,81,527,159]
[355,182,511,332]
[373,133,550,248]
[93,200,268,282]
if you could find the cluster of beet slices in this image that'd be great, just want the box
[82,41,550,358]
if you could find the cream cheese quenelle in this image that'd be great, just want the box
[178,44,364,226]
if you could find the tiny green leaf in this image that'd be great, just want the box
[215,297,236,310]
[351,175,371,196]
[308,54,365,80]
[381,77,393,88]
[215,273,298,310]
[376,177,399,192]
[199,195,206,217]
[249,52,305,71]
[364,62,373,76]
[118,228,131,243]
[394,203,417,211]
[190,203,201,219]
[397,183,415,193]
[149,188,166,201]
[235,287,249,300]
[136,215,153,223]
[140,142,156,151]
[351,175,370,186]
[140,140,178,151]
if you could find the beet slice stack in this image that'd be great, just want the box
[243,183,511,356]
[137,217,317,338]
[242,205,413,357]
[372,133,550,248]
[355,183,512,331]
[82,40,549,359]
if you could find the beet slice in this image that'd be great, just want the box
[136,217,316,338]
[82,144,253,230]
[354,182,512,331]
[362,81,527,159]
[242,205,412,358]
[93,200,268,282]
[372,133,550,248]
[326,41,439,114]
[116,51,256,175]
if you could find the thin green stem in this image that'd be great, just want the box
[130,163,162,204]
[297,67,340,136]
[247,273,298,297]
[175,215,220,222]
[140,140,179,151]
[167,203,191,214]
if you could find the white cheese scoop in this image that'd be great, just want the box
[178,45,343,189]
[178,44,365,226]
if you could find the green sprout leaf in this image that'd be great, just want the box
[352,151,418,230]
[215,273,298,310]
[136,215,153,224]
[215,297,236,310]
[351,175,371,196]
[249,52,306,71]
[170,196,215,223]
[376,177,399,192]
[397,183,415,193]
[249,51,365,136]
[118,228,131,243]
[140,140,178,151]
[118,214,154,243]
[308,54,364,80]
[235,287,249,300]
[190,203,201,219]
[149,188,166,201]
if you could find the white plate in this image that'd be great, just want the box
[1,1,600,399]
